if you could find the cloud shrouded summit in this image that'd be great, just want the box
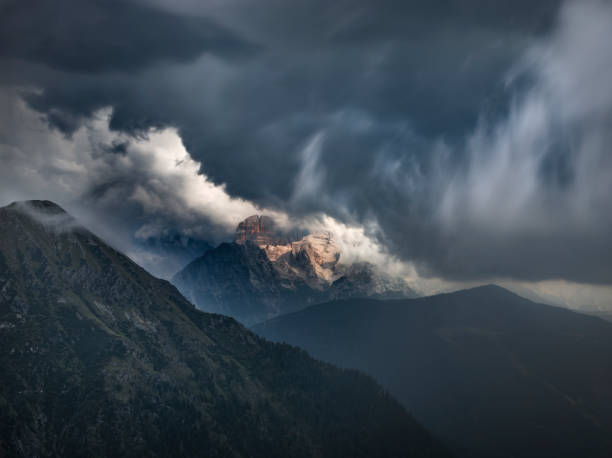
[1,0,611,287]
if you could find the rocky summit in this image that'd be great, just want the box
[235,215,281,246]
[0,200,448,458]
[264,231,341,291]
[173,215,415,325]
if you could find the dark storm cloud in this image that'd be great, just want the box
[0,0,256,74]
[11,0,562,197]
[2,0,611,285]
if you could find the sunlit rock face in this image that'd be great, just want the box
[265,231,341,291]
[236,215,342,290]
[173,215,332,324]
[173,215,414,324]
[291,232,341,281]
[235,215,281,246]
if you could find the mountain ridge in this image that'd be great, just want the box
[0,200,448,458]
[252,284,612,458]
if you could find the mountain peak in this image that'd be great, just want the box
[461,284,517,298]
[235,214,281,246]
[176,215,414,324]
[6,199,67,215]
[2,199,81,235]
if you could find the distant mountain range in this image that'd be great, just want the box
[172,214,415,324]
[253,286,612,458]
[0,201,448,457]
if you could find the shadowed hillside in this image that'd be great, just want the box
[0,201,448,458]
[253,285,612,458]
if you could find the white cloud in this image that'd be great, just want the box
[0,89,282,274]
[0,93,416,286]
[291,132,326,204]
[439,0,612,236]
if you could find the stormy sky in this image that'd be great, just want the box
[1,0,611,305]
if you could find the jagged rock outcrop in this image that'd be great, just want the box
[173,215,414,324]
[266,232,341,291]
[235,215,281,245]
[234,215,342,290]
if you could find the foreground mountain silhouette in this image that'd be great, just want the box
[253,285,612,458]
[0,201,448,457]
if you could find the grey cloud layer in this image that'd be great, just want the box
[0,0,256,74]
[1,0,610,284]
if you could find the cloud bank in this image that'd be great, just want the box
[0,92,271,276]
[1,0,611,293]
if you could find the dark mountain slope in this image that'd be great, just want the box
[171,241,325,325]
[0,200,447,458]
[253,285,612,458]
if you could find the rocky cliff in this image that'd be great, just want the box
[265,232,341,291]
[173,215,415,324]
[235,215,283,245]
